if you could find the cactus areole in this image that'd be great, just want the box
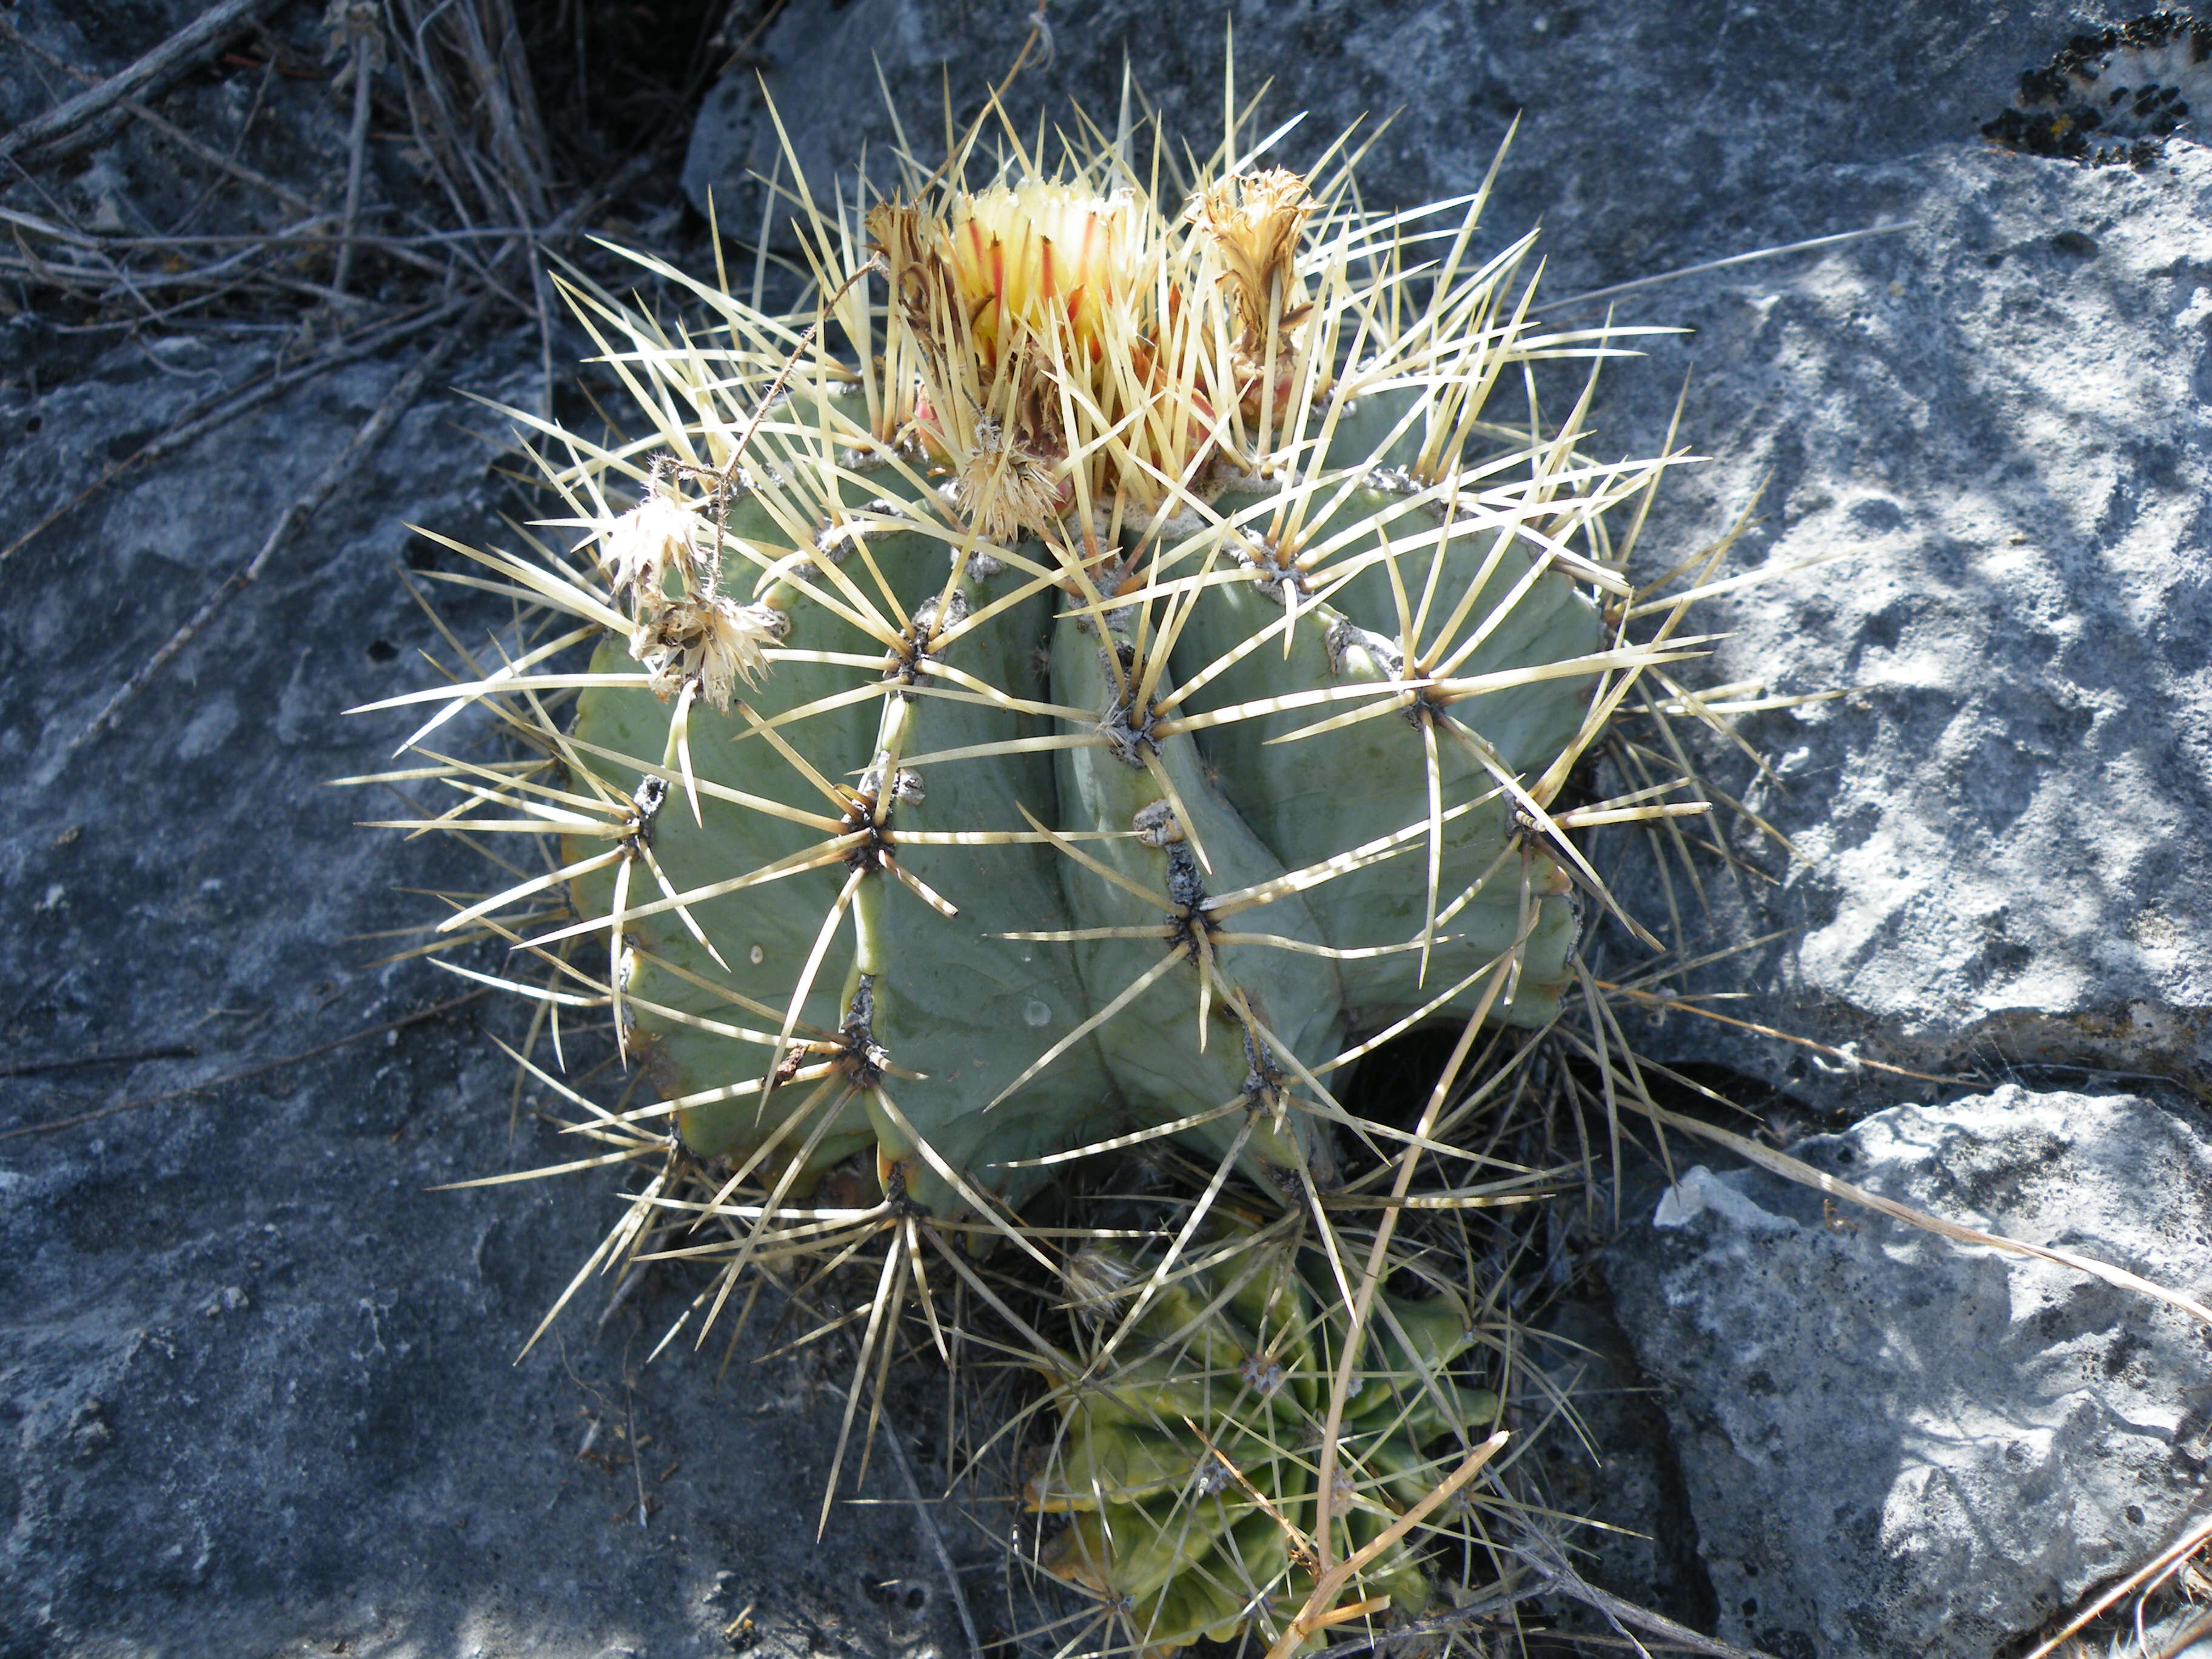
[385,146,1681,1221]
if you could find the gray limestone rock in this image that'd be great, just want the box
[680,1,2045,270]
[1584,140,2212,1104]
[0,330,973,1657]
[1606,1087,2212,1659]
[4,6,984,1646]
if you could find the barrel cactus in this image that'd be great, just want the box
[1027,1222,1506,1657]
[363,130,1692,1224]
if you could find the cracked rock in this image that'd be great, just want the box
[1607,1087,2212,1659]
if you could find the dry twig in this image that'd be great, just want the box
[0,296,472,568]
[67,297,489,752]
[0,988,488,1142]
[877,1406,984,1659]
[328,2,383,300]
[0,0,287,162]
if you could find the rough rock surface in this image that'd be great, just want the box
[0,332,967,1657]
[1606,1087,2212,1659]
[1585,139,2212,1105]
[1,2,984,1652]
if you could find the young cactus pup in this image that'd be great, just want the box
[1027,1221,1506,1658]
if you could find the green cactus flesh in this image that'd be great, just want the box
[562,389,1601,1214]
[1028,1228,1499,1655]
[375,142,1693,1222]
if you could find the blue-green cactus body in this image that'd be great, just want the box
[1048,611,1339,1181]
[569,471,1117,1213]
[563,367,1607,1210]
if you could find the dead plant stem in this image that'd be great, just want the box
[67,297,488,752]
[0,0,287,162]
[0,988,489,1142]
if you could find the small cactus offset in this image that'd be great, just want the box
[360,110,1702,1227]
[1027,1222,1506,1658]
